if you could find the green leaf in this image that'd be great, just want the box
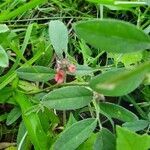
[114,1,148,7]
[95,128,116,150]
[121,52,143,66]
[65,113,77,129]
[90,62,150,96]
[87,0,147,10]
[17,121,31,150]
[122,120,150,132]
[17,122,26,146]
[49,20,68,58]
[14,92,49,150]
[76,65,94,76]
[108,51,143,67]
[0,24,9,33]
[144,0,150,6]
[74,19,150,53]
[18,80,39,92]
[0,113,7,122]
[144,24,150,34]
[116,126,150,150]
[42,86,93,110]
[0,87,13,103]
[5,146,17,150]
[78,128,116,150]
[34,40,53,66]
[6,107,21,125]
[87,0,114,5]
[104,5,130,11]
[47,110,60,124]
[17,66,54,82]
[77,133,98,150]
[53,118,97,150]
[21,24,34,54]
[0,45,9,67]
[0,67,4,75]
[99,102,138,122]
[79,40,92,57]
[144,73,150,85]
[0,72,17,90]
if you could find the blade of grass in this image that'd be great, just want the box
[18,131,28,150]
[7,18,33,63]
[14,92,49,150]
[0,0,47,22]
[123,95,147,119]
[0,72,17,90]
[0,0,12,9]
[21,24,34,54]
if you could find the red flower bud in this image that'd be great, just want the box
[68,64,76,73]
[54,70,65,84]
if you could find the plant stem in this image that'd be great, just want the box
[93,99,102,130]
[27,82,89,95]
[63,111,67,125]
[100,5,104,19]
[137,7,141,28]
[123,95,147,119]
[2,16,91,23]
[63,72,67,125]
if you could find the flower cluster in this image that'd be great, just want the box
[54,59,76,84]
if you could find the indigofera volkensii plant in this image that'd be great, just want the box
[0,1,150,149]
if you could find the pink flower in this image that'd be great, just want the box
[68,64,76,73]
[54,70,65,84]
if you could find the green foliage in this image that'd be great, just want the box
[53,118,97,150]
[74,19,150,53]
[17,66,55,82]
[17,121,31,150]
[0,24,9,33]
[87,0,149,7]
[77,133,98,150]
[14,92,50,150]
[0,45,9,67]
[90,62,150,96]
[42,86,93,110]
[0,87,13,103]
[116,126,150,150]
[0,113,7,122]
[0,0,48,21]
[87,0,114,5]
[122,120,150,132]
[65,113,77,128]
[76,65,94,76]
[99,102,138,122]
[49,20,68,58]
[0,0,150,149]
[78,128,116,150]
[97,128,116,150]
[21,24,33,54]
[6,106,21,126]
[108,51,143,67]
